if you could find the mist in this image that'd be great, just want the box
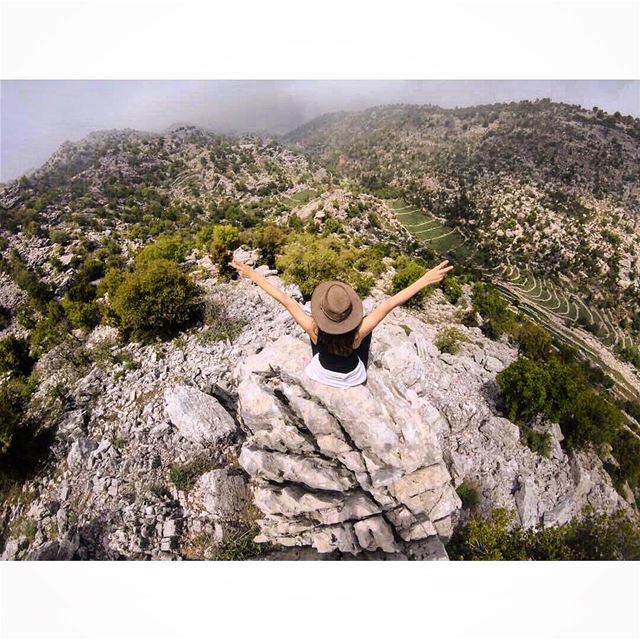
[1,79,639,182]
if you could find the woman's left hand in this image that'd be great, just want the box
[231,257,256,280]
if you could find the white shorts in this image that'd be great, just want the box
[304,353,367,389]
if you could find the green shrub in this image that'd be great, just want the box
[210,225,241,262]
[457,480,481,511]
[287,214,304,231]
[0,386,21,456]
[472,283,515,338]
[244,223,288,268]
[136,234,190,265]
[0,252,52,310]
[607,429,640,497]
[515,322,553,360]
[61,298,101,329]
[497,358,552,422]
[497,355,623,451]
[441,275,463,305]
[109,259,202,342]
[623,400,640,423]
[207,224,242,279]
[49,229,70,245]
[564,388,621,449]
[522,426,553,457]
[322,217,344,236]
[30,302,71,357]
[98,267,127,298]
[459,308,480,327]
[276,233,382,297]
[0,306,10,330]
[616,344,640,368]
[0,336,34,376]
[390,256,429,306]
[66,279,97,304]
[0,375,36,456]
[447,507,640,560]
[434,327,468,355]
[15,303,36,330]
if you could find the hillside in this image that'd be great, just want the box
[1,111,639,560]
[284,101,640,400]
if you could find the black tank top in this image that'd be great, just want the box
[311,332,372,374]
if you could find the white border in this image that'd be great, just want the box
[1,0,639,79]
[1,562,639,639]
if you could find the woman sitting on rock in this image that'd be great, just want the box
[231,258,453,388]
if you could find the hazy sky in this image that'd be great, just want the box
[1,80,639,182]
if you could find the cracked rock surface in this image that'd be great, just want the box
[236,334,461,555]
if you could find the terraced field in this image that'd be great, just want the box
[495,265,640,403]
[387,200,471,261]
[498,285,639,403]
[498,264,635,350]
[390,200,640,403]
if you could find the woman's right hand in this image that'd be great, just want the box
[231,258,256,280]
[420,260,454,287]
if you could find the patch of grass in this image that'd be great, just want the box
[8,517,38,543]
[434,326,468,355]
[199,299,246,344]
[90,340,139,372]
[456,480,481,511]
[208,527,269,561]
[169,457,220,492]
[522,426,553,457]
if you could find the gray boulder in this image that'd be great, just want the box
[189,469,248,521]
[164,385,237,446]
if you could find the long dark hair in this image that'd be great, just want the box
[317,325,360,357]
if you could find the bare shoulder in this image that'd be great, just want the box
[309,322,319,345]
[352,318,368,348]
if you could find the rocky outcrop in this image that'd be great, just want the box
[0,270,630,561]
[232,299,628,557]
[235,334,459,555]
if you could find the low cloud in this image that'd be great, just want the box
[1,80,638,181]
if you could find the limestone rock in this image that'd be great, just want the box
[164,385,237,446]
[515,478,539,528]
[235,334,459,556]
[189,469,248,521]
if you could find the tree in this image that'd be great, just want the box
[244,224,288,269]
[441,275,463,304]
[208,225,241,278]
[276,233,381,297]
[110,260,202,342]
[516,322,553,360]
[496,358,552,422]
[0,336,34,376]
[136,234,190,265]
[562,388,621,449]
[472,283,514,338]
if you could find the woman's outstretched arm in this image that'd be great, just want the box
[356,260,453,343]
[231,258,316,338]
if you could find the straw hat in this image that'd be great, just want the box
[310,280,363,334]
